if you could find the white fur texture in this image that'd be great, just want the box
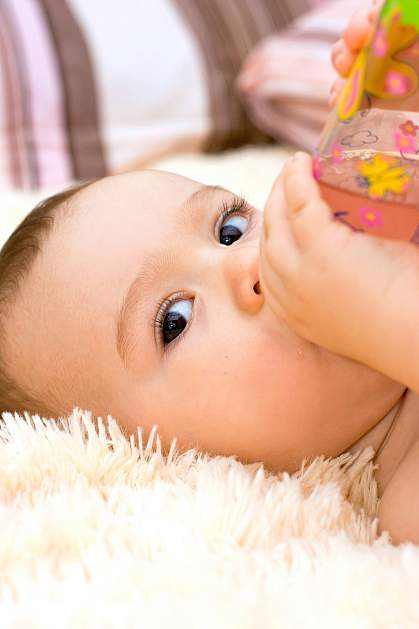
[0,408,417,628]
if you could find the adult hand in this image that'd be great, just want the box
[329,0,384,107]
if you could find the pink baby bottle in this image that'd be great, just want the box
[315,0,419,242]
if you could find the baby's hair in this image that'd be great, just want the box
[0,180,95,419]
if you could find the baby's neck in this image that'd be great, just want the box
[348,388,419,496]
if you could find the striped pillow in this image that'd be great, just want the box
[237,0,365,153]
[0,0,312,190]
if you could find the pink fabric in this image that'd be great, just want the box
[0,0,314,191]
[237,0,365,152]
[6,0,71,188]
[0,8,27,187]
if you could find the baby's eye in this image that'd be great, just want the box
[158,298,193,346]
[219,214,249,246]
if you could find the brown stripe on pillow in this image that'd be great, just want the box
[37,0,106,181]
[173,0,306,152]
[263,0,313,27]
[239,0,318,50]
[206,0,263,149]
[173,0,258,151]
[0,2,39,187]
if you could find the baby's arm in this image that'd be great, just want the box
[260,152,419,393]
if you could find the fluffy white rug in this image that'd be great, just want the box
[0,409,418,628]
[1,147,419,627]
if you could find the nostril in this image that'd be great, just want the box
[253,281,261,295]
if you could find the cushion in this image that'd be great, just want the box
[0,0,311,190]
[237,0,365,153]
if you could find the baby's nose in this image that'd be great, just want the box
[223,246,263,314]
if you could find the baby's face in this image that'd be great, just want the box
[9,170,402,471]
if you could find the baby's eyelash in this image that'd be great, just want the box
[154,290,190,353]
[154,194,252,352]
[217,195,252,231]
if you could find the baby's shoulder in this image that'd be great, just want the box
[378,437,419,545]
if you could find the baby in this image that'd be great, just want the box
[1,2,418,545]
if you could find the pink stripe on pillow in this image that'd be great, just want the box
[0,25,14,188]
[0,7,28,188]
[5,0,72,188]
[237,0,365,151]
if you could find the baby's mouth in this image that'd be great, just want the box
[253,281,261,295]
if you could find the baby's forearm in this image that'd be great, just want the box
[362,265,419,393]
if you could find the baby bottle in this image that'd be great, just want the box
[315,0,419,242]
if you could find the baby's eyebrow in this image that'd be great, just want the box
[115,184,228,368]
[180,184,229,225]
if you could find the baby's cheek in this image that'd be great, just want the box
[153,331,322,469]
[204,330,297,418]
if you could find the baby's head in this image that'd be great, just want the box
[0,170,403,471]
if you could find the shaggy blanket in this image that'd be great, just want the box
[0,409,418,628]
[1,147,419,627]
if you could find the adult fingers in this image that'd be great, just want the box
[332,1,384,77]
[343,6,374,54]
[331,38,357,78]
[369,0,385,22]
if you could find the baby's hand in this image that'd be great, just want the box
[260,153,419,380]
[329,0,384,107]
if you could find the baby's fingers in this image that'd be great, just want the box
[263,166,299,272]
[282,153,332,250]
[261,169,300,320]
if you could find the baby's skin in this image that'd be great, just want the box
[6,1,419,545]
[263,150,419,544]
[263,0,419,544]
